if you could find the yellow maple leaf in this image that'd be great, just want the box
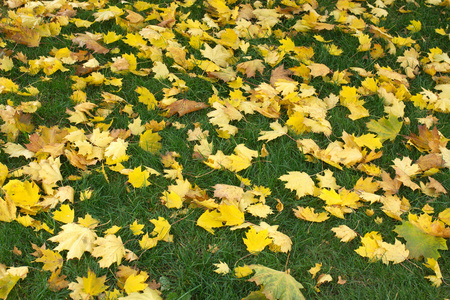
[139,233,158,250]
[139,130,162,153]
[105,138,128,161]
[130,220,145,236]
[201,44,232,68]
[246,203,273,218]
[331,225,357,242]
[0,196,16,222]
[78,213,100,229]
[3,179,40,209]
[243,227,273,254]
[357,33,372,52]
[161,190,183,209]
[104,225,121,236]
[424,258,443,287]
[380,239,409,264]
[213,261,230,275]
[293,206,330,222]
[234,265,253,278]
[196,210,224,234]
[353,133,383,150]
[355,231,385,262]
[34,249,63,272]
[258,121,288,142]
[128,166,150,188]
[128,117,146,136]
[316,169,341,190]
[48,223,97,259]
[124,272,149,294]
[53,204,74,224]
[308,263,322,279]
[120,287,163,300]
[279,171,315,198]
[92,235,126,268]
[103,31,123,44]
[150,217,172,242]
[69,269,108,300]
[135,86,157,110]
[219,204,244,226]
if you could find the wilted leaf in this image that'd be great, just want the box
[366,114,403,142]
[164,99,208,117]
[394,221,448,260]
[248,265,305,300]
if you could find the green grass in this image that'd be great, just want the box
[0,0,449,299]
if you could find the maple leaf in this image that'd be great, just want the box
[124,272,149,294]
[34,249,63,272]
[118,287,163,300]
[270,65,293,86]
[68,269,108,300]
[0,196,16,222]
[47,268,69,292]
[196,210,223,234]
[219,204,245,226]
[258,121,288,142]
[0,25,41,47]
[128,166,150,188]
[394,221,448,260]
[237,60,265,78]
[247,265,305,300]
[366,114,403,142]
[406,125,447,153]
[53,204,74,224]
[150,217,172,242]
[293,206,329,222]
[213,261,230,275]
[331,225,357,242]
[201,44,232,68]
[92,235,126,268]
[72,33,109,54]
[48,223,97,259]
[135,86,158,110]
[279,172,315,198]
[3,179,40,210]
[130,220,145,236]
[0,265,28,299]
[139,130,162,153]
[424,258,443,287]
[163,99,208,117]
[307,63,330,77]
[235,265,253,278]
[243,227,273,254]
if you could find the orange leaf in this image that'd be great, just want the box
[164,99,208,117]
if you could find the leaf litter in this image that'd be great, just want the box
[0,0,449,298]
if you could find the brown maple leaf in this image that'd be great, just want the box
[163,99,208,117]
[378,170,402,194]
[416,153,444,171]
[270,64,294,86]
[72,33,109,54]
[25,126,68,157]
[237,59,265,78]
[0,25,41,47]
[406,125,447,153]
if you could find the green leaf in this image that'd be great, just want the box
[248,265,305,300]
[394,221,448,260]
[243,291,270,300]
[366,114,403,142]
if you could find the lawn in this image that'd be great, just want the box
[0,0,449,299]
